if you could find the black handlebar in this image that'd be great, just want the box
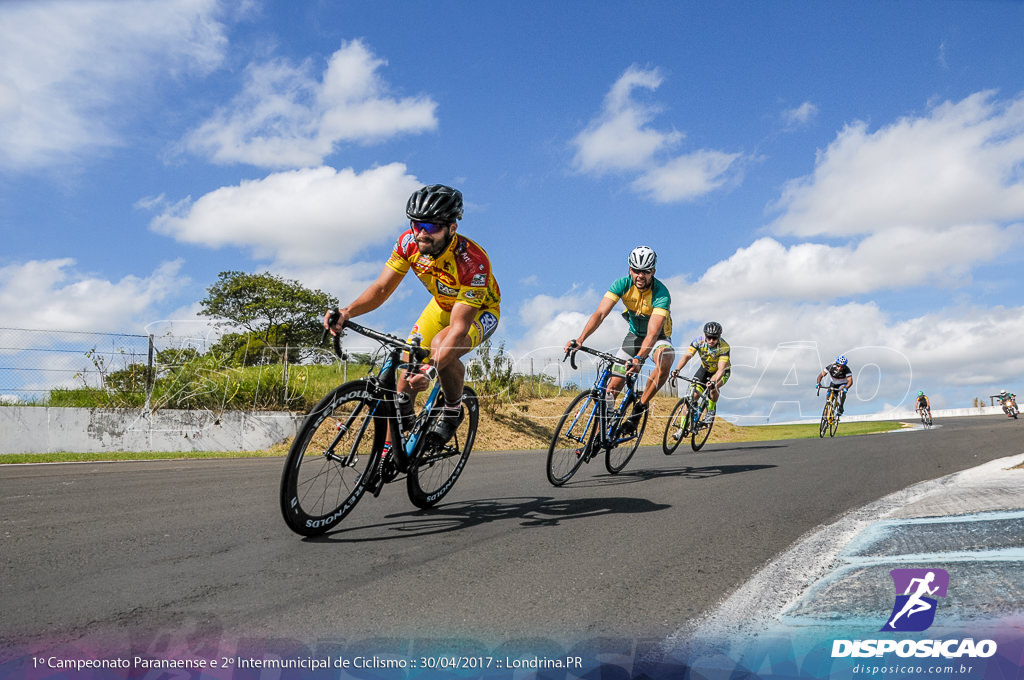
[323,309,430,362]
[671,374,703,388]
[562,340,631,371]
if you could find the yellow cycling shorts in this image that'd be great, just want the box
[407,298,500,356]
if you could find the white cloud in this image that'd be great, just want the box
[571,64,743,203]
[782,101,819,128]
[671,224,1021,306]
[183,39,438,168]
[0,0,228,170]
[770,90,1024,238]
[0,258,188,331]
[631,149,742,203]
[272,261,395,305]
[572,66,681,174]
[148,162,422,265]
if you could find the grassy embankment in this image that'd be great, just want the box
[1,393,907,464]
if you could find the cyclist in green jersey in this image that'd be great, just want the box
[564,246,675,433]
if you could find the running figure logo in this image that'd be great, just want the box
[881,568,949,632]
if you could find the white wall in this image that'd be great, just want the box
[0,407,302,454]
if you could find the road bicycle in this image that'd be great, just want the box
[280,317,478,536]
[661,374,716,454]
[817,384,843,438]
[918,407,933,427]
[545,342,648,486]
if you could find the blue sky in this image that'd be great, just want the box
[2,0,1024,420]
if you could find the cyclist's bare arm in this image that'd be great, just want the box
[324,265,404,334]
[566,296,616,354]
[672,348,694,377]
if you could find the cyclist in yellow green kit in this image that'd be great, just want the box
[564,246,675,434]
[670,321,730,429]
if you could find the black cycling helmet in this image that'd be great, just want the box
[703,321,722,339]
[406,184,463,224]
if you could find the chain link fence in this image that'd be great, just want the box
[1,326,674,412]
[0,328,155,403]
[0,326,350,411]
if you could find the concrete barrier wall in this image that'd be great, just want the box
[842,405,1010,422]
[0,407,304,455]
[751,405,1012,426]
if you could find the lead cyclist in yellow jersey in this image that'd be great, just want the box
[325,184,500,443]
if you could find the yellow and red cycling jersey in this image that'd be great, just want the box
[385,229,501,312]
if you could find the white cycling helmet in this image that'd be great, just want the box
[628,245,657,271]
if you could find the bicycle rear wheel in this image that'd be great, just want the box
[691,402,714,451]
[546,390,599,486]
[662,397,690,455]
[606,397,647,473]
[407,387,479,508]
[280,381,384,536]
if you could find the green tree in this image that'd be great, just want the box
[199,271,338,362]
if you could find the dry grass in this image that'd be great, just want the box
[267,394,902,457]
[474,394,756,451]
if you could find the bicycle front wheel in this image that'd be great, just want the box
[546,390,599,486]
[407,387,479,509]
[819,400,831,438]
[280,380,384,536]
[691,402,714,451]
[606,398,647,473]
[662,398,690,455]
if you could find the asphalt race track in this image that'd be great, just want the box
[2,415,1023,659]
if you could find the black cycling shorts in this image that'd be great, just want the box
[694,365,730,388]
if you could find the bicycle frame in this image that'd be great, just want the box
[565,346,640,452]
[675,375,710,430]
[330,320,439,476]
[918,406,932,426]
[817,384,843,438]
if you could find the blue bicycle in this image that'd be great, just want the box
[280,318,478,536]
[545,341,648,486]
